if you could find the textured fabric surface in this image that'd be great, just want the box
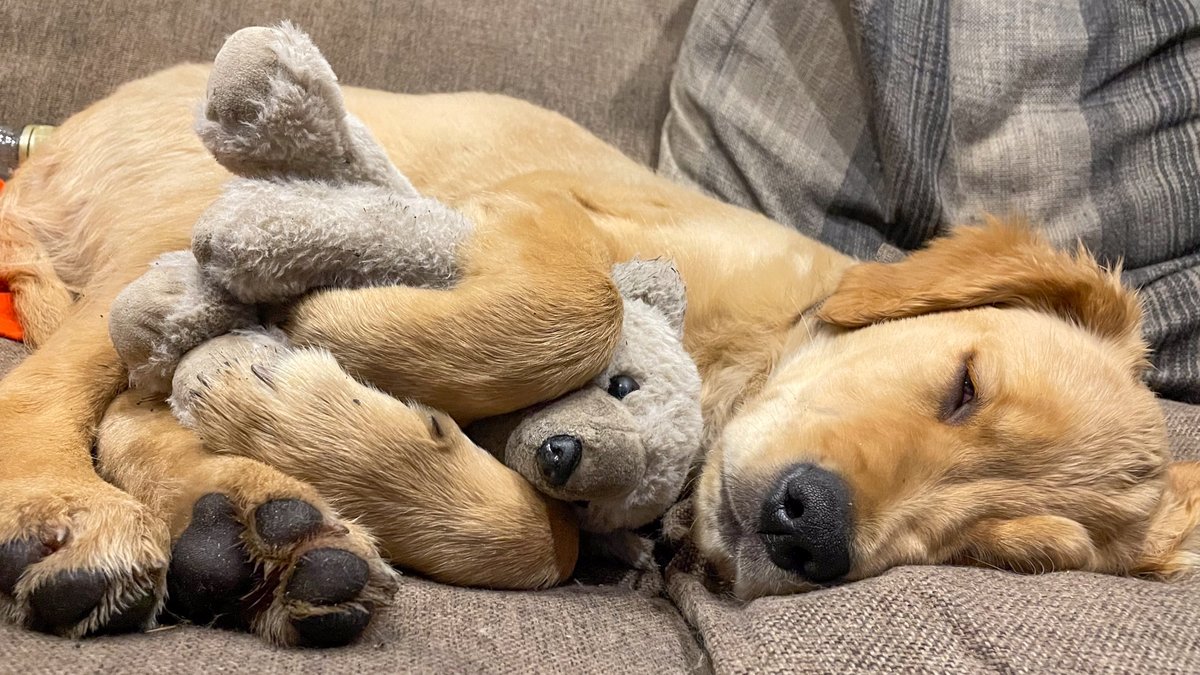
[0,338,27,379]
[0,0,696,167]
[669,567,1200,675]
[661,0,1200,402]
[1164,399,1200,460]
[0,573,706,674]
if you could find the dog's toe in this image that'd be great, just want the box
[286,548,369,606]
[0,483,170,637]
[254,499,324,547]
[0,537,52,596]
[27,569,108,635]
[293,607,373,648]
[99,587,160,635]
[167,493,255,625]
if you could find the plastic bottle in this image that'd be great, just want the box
[0,124,55,180]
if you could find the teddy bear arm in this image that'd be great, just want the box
[193,180,474,304]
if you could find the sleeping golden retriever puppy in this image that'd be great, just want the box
[0,37,1197,644]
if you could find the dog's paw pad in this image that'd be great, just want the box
[0,537,54,596]
[27,569,107,634]
[294,607,372,648]
[98,587,159,635]
[254,499,323,547]
[167,493,254,624]
[286,548,369,606]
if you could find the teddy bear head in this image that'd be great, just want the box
[468,258,704,533]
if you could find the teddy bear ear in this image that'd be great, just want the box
[611,258,687,333]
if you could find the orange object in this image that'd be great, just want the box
[0,179,25,341]
[0,280,21,342]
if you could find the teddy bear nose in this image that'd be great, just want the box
[537,435,583,487]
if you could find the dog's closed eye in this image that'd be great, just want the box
[942,354,977,424]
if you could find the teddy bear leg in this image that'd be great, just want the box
[108,251,258,393]
[172,330,580,590]
[197,22,412,193]
[94,389,398,648]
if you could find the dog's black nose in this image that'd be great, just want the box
[536,435,583,487]
[759,463,852,583]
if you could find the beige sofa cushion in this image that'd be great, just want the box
[0,0,697,166]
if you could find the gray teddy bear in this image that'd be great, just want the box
[469,260,703,565]
[107,22,703,572]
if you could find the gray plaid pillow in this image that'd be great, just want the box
[659,0,1200,402]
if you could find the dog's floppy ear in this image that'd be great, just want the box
[1133,462,1200,578]
[611,258,687,334]
[961,515,1097,573]
[817,217,1147,373]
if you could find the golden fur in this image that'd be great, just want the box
[0,63,1197,641]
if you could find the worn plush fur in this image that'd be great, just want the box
[1,22,1198,649]
[469,258,703,546]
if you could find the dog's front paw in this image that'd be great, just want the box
[169,328,290,426]
[167,490,397,647]
[0,480,170,638]
[109,251,257,393]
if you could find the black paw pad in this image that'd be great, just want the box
[286,548,369,605]
[28,569,107,635]
[294,606,371,648]
[254,499,323,547]
[0,537,52,596]
[167,493,254,625]
[97,587,159,635]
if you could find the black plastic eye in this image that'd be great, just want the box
[607,375,640,400]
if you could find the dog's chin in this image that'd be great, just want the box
[727,530,824,600]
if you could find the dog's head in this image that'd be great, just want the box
[695,218,1200,599]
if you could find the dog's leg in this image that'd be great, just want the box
[279,191,626,424]
[0,284,171,637]
[172,330,579,590]
[95,389,398,647]
[0,196,73,347]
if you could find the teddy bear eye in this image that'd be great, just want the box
[607,375,640,400]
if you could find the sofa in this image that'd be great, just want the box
[2,1,1199,672]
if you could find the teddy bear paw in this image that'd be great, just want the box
[109,251,258,393]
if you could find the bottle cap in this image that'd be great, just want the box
[18,125,54,164]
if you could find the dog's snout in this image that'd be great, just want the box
[537,435,583,487]
[759,463,852,583]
